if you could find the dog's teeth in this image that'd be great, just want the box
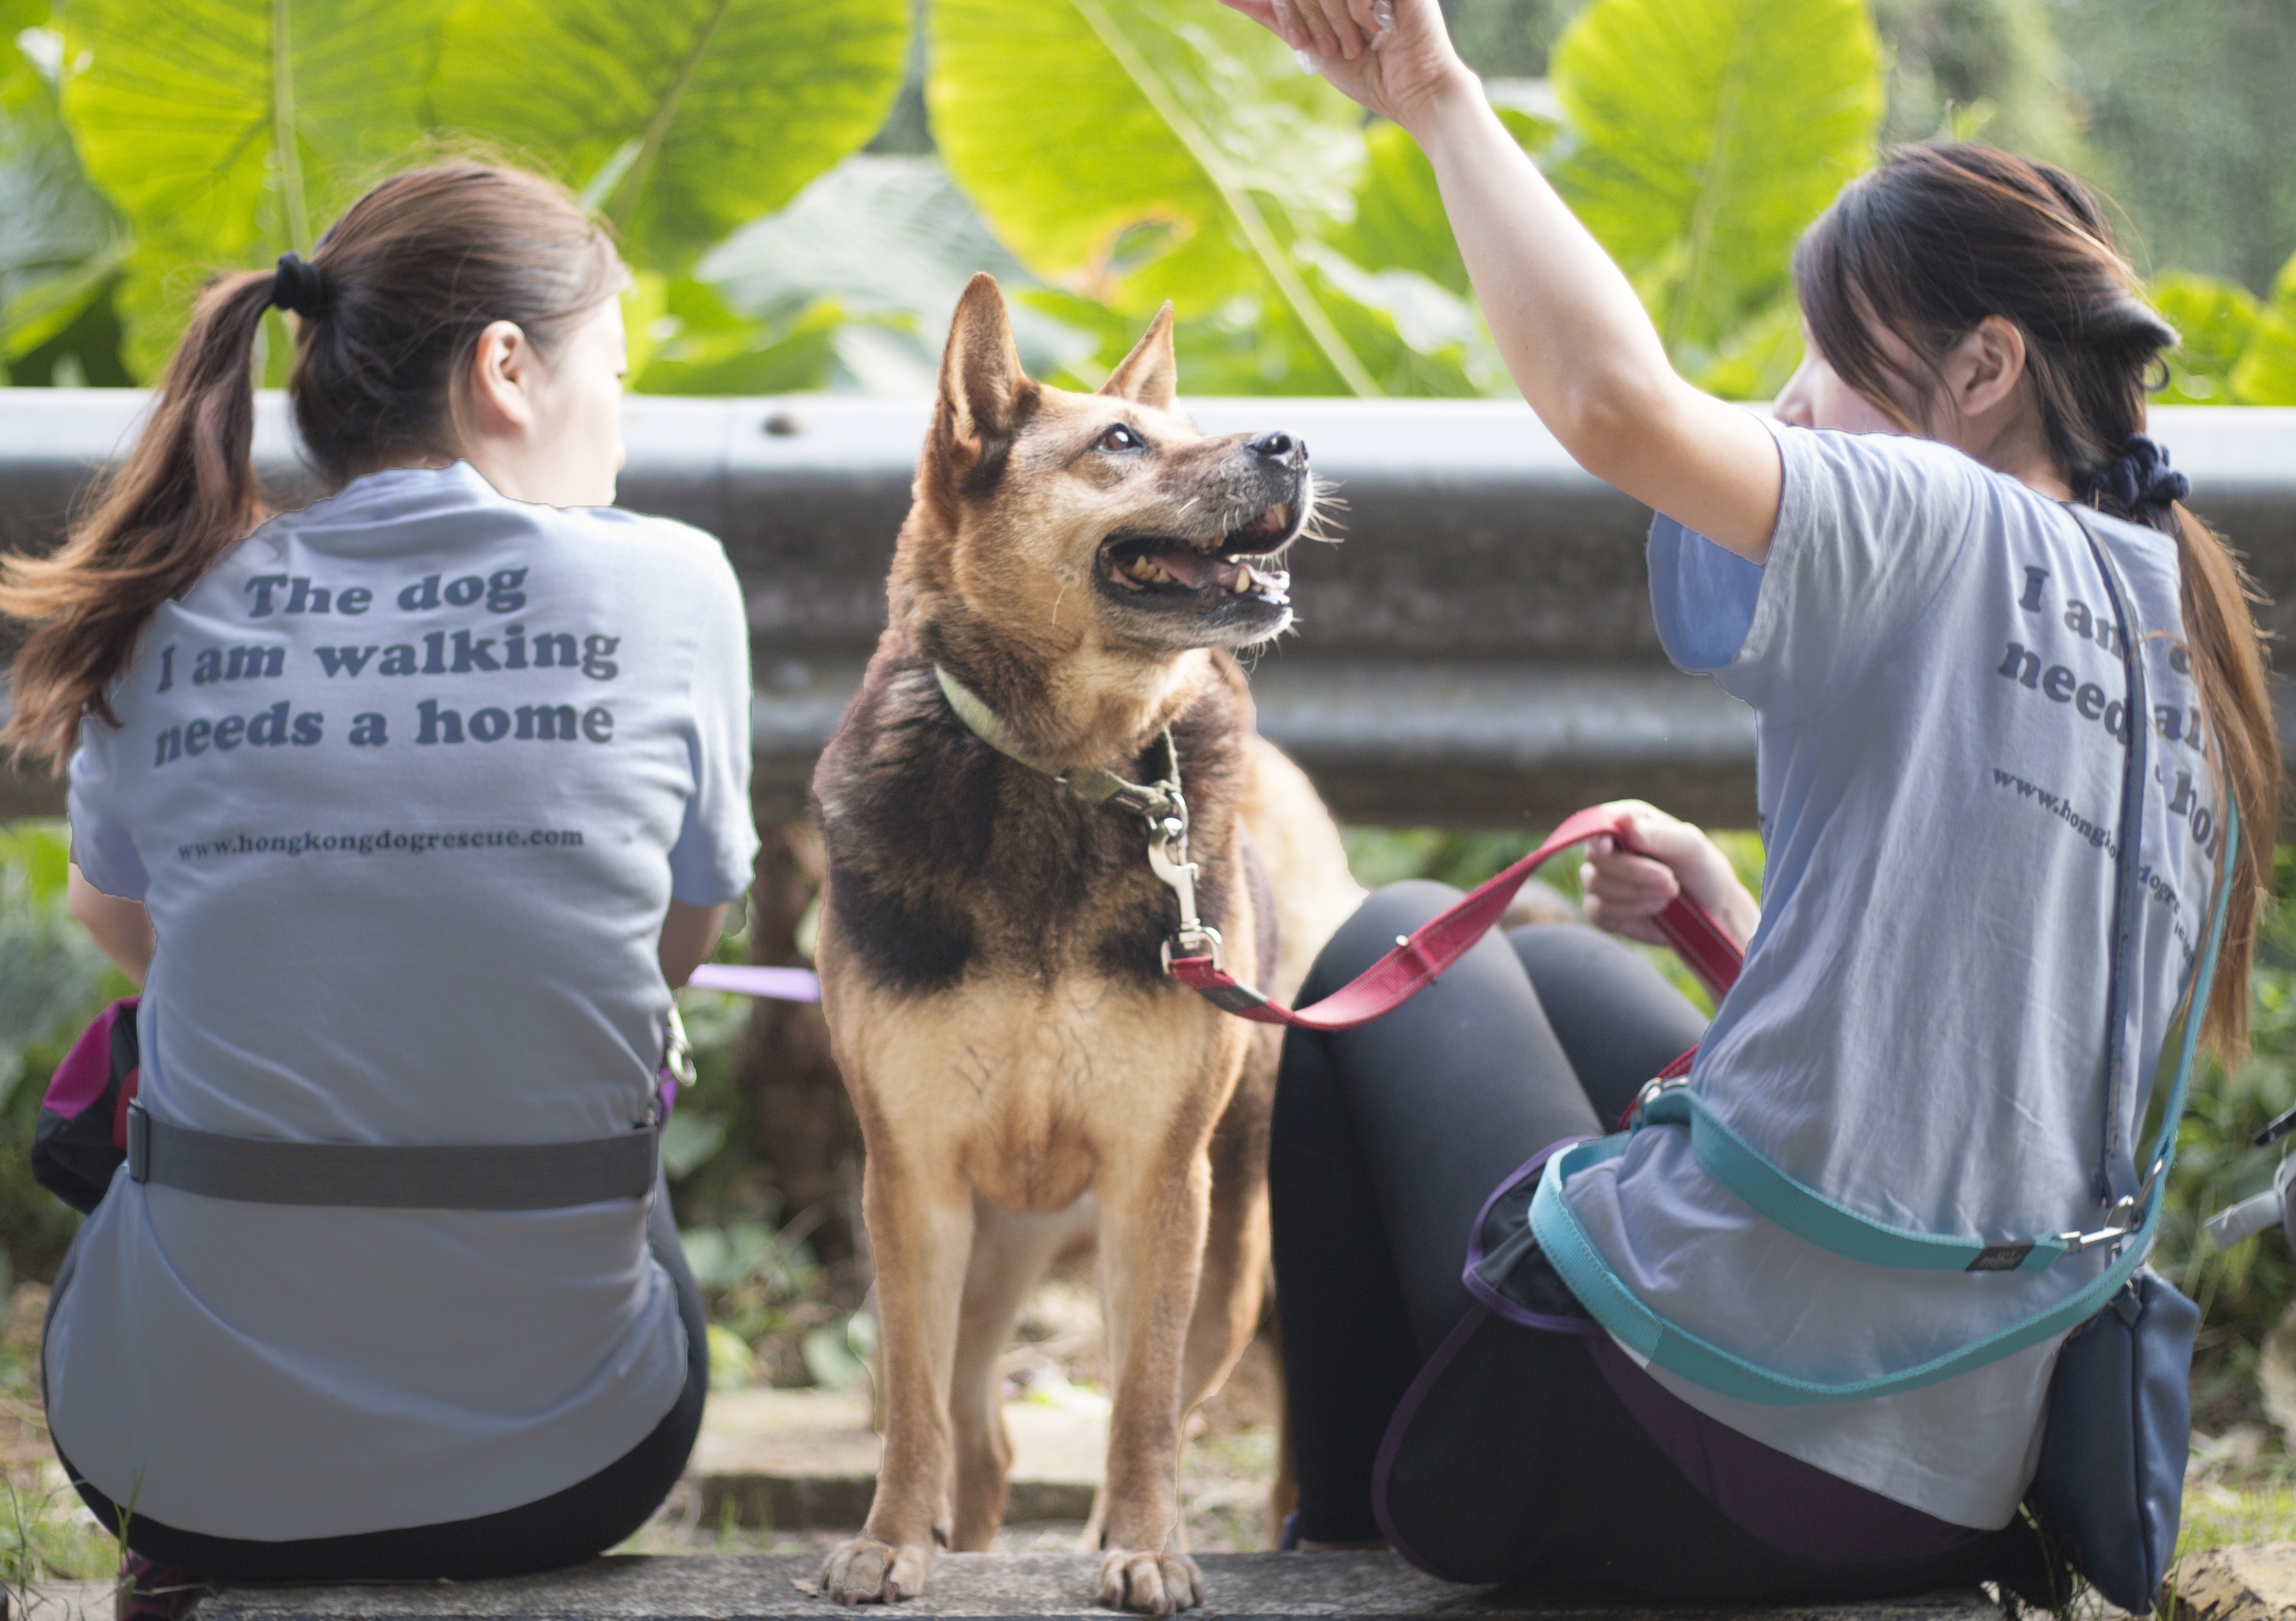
[1231,566,1254,595]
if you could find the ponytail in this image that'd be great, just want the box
[0,165,618,778]
[0,270,275,771]
[2167,500,2278,1061]
[1799,141,2281,1066]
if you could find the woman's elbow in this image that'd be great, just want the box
[1548,371,1685,488]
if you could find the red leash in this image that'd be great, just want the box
[1168,804,1744,1031]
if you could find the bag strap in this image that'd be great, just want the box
[2075,506,2154,1208]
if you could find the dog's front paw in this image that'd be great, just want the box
[821,1537,934,1605]
[1096,1548,1203,1615]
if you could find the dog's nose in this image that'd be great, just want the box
[1246,430,1306,465]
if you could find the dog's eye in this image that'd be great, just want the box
[1095,424,1143,453]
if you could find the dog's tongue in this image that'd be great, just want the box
[1146,546,1226,589]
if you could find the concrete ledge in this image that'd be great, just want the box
[691,1389,1103,1531]
[191,1553,1998,1621]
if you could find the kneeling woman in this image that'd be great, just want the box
[2,168,757,1593]
[1229,0,2277,1602]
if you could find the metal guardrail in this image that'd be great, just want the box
[5,392,2295,827]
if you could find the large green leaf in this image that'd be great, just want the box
[628,275,844,396]
[433,0,908,273]
[2229,252,2296,407]
[697,153,1094,391]
[928,0,1379,395]
[2149,271,2260,406]
[0,20,125,361]
[1332,110,1554,301]
[60,0,445,376]
[1693,296,1804,402]
[1551,0,1881,362]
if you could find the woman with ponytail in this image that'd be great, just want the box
[1218,0,2278,1603]
[2,167,756,1604]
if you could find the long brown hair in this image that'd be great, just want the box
[0,165,621,772]
[1795,142,2280,1063]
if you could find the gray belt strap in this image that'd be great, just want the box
[126,1102,657,1210]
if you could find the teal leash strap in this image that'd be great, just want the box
[1529,803,2236,1405]
[1639,1089,2069,1273]
[1530,1145,2148,1404]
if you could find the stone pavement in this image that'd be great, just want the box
[2177,1543,2296,1621]
[184,1554,1998,1621]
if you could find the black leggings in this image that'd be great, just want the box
[1270,882,2052,1600]
[60,1182,707,1583]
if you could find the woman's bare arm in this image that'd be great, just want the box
[69,863,155,987]
[1222,0,1782,560]
[658,899,728,988]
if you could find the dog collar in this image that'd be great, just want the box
[931,664,1186,818]
[931,664,1226,972]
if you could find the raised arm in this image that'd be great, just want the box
[1221,0,1782,561]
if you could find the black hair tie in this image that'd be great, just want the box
[2077,433,2188,520]
[270,250,329,318]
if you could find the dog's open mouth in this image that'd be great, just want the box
[1098,501,1297,606]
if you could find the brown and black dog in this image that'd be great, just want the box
[811,275,1358,1612]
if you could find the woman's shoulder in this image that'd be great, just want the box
[550,504,736,580]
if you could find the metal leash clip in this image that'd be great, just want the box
[1146,797,1225,975]
[652,1005,698,1126]
[2053,1192,2141,1256]
[1626,1071,1690,1127]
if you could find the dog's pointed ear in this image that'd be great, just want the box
[1099,302,1178,411]
[937,273,1030,453]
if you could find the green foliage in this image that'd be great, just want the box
[626,274,846,396]
[61,0,447,377]
[1550,0,1880,364]
[1441,0,1577,80]
[0,824,125,1286]
[1870,0,2085,170]
[2159,847,2296,1398]
[2060,0,2296,297]
[433,0,909,274]
[1692,295,1804,403]
[0,9,124,366]
[43,0,906,373]
[2229,250,2296,409]
[928,0,1378,393]
[2151,272,2262,406]
[693,152,1094,394]
[0,1476,119,1605]
[1330,110,1554,301]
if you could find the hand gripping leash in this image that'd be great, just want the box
[931,664,1743,1032]
[1166,802,1742,1029]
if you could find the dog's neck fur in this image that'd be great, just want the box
[891,530,1215,774]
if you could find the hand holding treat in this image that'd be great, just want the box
[1218,0,1473,135]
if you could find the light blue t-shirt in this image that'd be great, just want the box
[47,463,759,1540]
[1561,421,2220,1528]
